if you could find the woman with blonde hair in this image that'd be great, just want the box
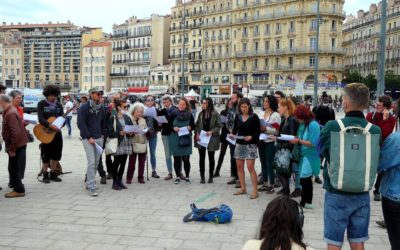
[126,102,149,184]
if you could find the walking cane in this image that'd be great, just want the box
[146,143,149,181]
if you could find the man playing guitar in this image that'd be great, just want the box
[37,85,64,183]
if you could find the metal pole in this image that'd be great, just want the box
[313,0,320,107]
[377,0,387,96]
[90,47,94,89]
[181,0,186,96]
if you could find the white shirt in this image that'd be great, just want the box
[64,101,74,117]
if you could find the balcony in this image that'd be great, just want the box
[112,31,128,38]
[128,30,152,38]
[253,31,260,37]
[126,58,150,64]
[275,30,282,35]
[218,35,223,41]
[112,60,126,64]
[110,72,128,77]
[190,68,201,73]
[288,28,296,34]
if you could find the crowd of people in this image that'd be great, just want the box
[0,82,399,250]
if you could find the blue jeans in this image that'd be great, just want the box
[324,192,370,246]
[291,162,301,190]
[148,135,157,171]
[162,135,173,174]
[65,116,72,135]
[82,138,103,192]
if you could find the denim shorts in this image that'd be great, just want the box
[324,191,370,246]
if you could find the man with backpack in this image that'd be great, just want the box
[312,93,335,185]
[320,83,381,250]
[366,95,396,202]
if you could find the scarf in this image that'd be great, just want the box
[45,99,57,111]
[89,100,103,115]
[174,109,191,121]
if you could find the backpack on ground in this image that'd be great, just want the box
[328,119,380,193]
[183,204,233,224]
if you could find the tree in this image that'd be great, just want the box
[364,74,377,91]
[385,70,400,89]
[343,70,364,85]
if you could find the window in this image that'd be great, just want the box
[331,56,336,65]
[289,39,294,50]
[311,19,318,31]
[309,56,316,67]
[331,20,337,31]
[310,37,317,50]
[276,40,280,50]
[289,21,295,32]
[289,57,293,69]
[331,38,336,48]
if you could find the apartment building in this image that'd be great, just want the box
[81,41,112,92]
[0,43,3,84]
[0,22,104,92]
[343,0,400,77]
[1,41,23,88]
[110,14,171,89]
[170,0,345,96]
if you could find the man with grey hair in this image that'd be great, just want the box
[0,94,28,198]
[158,95,177,180]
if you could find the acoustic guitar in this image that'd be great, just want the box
[33,104,77,144]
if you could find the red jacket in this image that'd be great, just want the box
[366,112,396,142]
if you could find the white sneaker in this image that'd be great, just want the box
[89,190,98,197]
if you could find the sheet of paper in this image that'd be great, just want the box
[198,130,211,148]
[220,115,228,124]
[260,119,267,127]
[23,113,38,125]
[234,135,245,140]
[124,125,136,133]
[132,125,149,135]
[95,143,104,155]
[278,134,295,141]
[144,107,157,118]
[155,116,168,124]
[178,127,190,137]
[259,134,268,140]
[51,116,65,129]
[226,135,236,146]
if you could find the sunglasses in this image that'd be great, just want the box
[122,106,128,110]
[146,99,154,102]
[94,92,103,96]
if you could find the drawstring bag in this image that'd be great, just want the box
[183,204,233,224]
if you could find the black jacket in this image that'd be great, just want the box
[158,106,177,136]
[106,114,134,144]
[277,115,299,150]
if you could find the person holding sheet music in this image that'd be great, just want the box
[229,98,261,199]
[127,103,149,184]
[144,95,160,179]
[37,85,64,183]
[107,99,134,190]
[214,99,233,178]
[258,95,281,194]
[169,98,195,184]
[194,98,221,184]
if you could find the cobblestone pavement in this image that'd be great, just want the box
[0,110,391,250]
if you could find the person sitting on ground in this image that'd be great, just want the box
[242,196,314,250]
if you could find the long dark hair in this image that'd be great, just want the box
[238,97,254,115]
[201,97,214,118]
[259,196,307,250]
[264,95,278,112]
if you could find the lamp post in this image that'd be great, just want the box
[313,0,321,107]
[377,0,387,96]
[181,0,186,96]
[89,47,94,89]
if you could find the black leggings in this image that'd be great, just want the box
[277,173,290,196]
[41,132,63,163]
[300,177,313,207]
[174,156,191,178]
[198,148,215,178]
[112,155,128,181]
[215,142,228,173]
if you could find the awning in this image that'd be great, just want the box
[127,87,149,93]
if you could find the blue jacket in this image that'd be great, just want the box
[77,102,107,140]
[378,131,400,203]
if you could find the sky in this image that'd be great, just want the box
[0,0,378,33]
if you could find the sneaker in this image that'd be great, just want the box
[376,220,387,228]
[186,178,191,184]
[89,190,98,197]
[174,178,180,184]
[5,191,25,198]
[227,178,237,185]
[314,177,323,184]
[152,171,160,179]
[266,186,275,194]
[200,178,206,184]
[118,181,128,189]
[138,179,145,184]
[374,192,382,201]
[100,176,107,185]
[164,173,173,180]
[304,204,314,209]
[258,185,268,192]
[112,183,121,191]
[179,174,186,181]
[207,178,213,184]
[290,188,302,198]
[126,179,132,184]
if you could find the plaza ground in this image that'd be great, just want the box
[0,109,391,250]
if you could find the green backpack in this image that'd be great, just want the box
[328,119,380,193]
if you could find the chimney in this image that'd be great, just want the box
[357,10,365,19]
[370,4,378,14]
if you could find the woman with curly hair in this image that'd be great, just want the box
[242,196,314,250]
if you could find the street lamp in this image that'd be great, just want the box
[377,0,387,96]
[89,47,94,89]
[313,0,321,107]
[181,0,186,96]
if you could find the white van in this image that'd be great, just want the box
[23,89,44,113]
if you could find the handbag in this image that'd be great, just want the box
[178,134,191,147]
[133,141,147,153]
[105,116,118,155]
[183,204,233,224]
[274,147,292,177]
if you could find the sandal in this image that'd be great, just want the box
[249,193,259,200]
[233,190,247,196]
